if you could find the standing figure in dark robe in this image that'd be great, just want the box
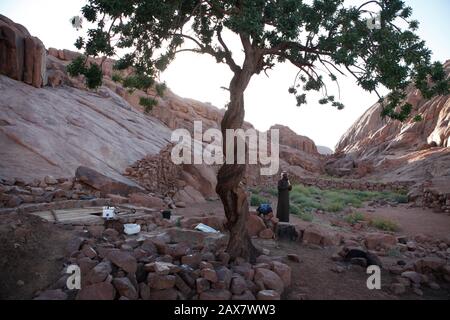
[277,172,292,222]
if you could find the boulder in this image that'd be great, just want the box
[247,214,267,237]
[147,274,176,290]
[271,261,292,287]
[76,282,116,300]
[75,166,143,197]
[364,233,397,250]
[112,277,138,300]
[107,250,138,274]
[0,15,47,88]
[254,268,284,294]
[129,193,165,208]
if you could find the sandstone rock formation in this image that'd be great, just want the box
[326,60,450,185]
[0,15,46,88]
[0,74,171,183]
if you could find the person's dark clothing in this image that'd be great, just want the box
[277,177,292,222]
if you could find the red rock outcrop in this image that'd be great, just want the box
[326,60,450,184]
[0,15,46,88]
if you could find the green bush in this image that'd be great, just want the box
[345,212,366,225]
[370,218,399,232]
[289,204,301,215]
[139,97,158,113]
[298,212,314,222]
[250,194,269,207]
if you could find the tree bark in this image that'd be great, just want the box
[216,65,260,262]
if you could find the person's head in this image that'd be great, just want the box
[281,172,288,180]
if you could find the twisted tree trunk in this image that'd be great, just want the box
[216,65,260,262]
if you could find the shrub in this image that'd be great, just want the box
[67,56,102,89]
[298,212,314,222]
[250,194,269,207]
[139,97,158,113]
[370,218,399,232]
[345,212,366,225]
[324,201,344,212]
[289,204,301,215]
[112,73,122,82]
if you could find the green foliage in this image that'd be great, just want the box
[73,0,448,122]
[370,218,399,232]
[84,63,103,89]
[289,204,301,215]
[345,212,366,225]
[112,73,123,83]
[250,194,269,207]
[66,56,102,89]
[289,184,408,213]
[298,212,314,222]
[66,56,87,77]
[413,115,423,122]
[139,97,158,113]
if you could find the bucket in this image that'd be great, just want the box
[162,210,172,220]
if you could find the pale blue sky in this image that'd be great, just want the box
[1,0,449,149]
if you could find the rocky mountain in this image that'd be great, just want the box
[0,15,324,206]
[317,146,334,155]
[326,60,450,184]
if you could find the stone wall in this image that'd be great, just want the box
[0,175,101,209]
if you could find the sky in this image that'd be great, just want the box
[1,0,449,150]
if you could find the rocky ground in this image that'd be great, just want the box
[1,193,449,300]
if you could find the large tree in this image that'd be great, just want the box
[73,0,448,261]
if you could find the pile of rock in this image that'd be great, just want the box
[34,219,292,300]
[247,212,279,240]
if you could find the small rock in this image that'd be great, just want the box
[196,278,211,294]
[107,250,137,274]
[201,268,218,283]
[401,271,423,285]
[232,290,256,300]
[257,290,280,300]
[230,275,247,295]
[144,262,180,275]
[199,289,232,300]
[148,273,176,290]
[76,282,116,300]
[254,268,284,294]
[271,261,292,287]
[112,277,138,300]
[390,283,406,295]
[259,228,274,239]
[139,283,151,300]
[44,175,58,185]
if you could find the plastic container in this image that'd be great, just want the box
[102,207,116,220]
[124,224,141,235]
[195,223,219,233]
